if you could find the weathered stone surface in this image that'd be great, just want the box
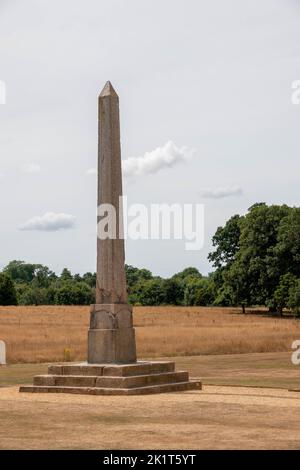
[102,361,175,377]
[90,304,133,329]
[20,359,202,395]
[88,328,136,364]
[48,364,105,376]
[96,82,127,305]
[34,375,55,386]
[32,371,188,389]
[19,380,202,396]
[87,82,137,364]
[95,371,189,389]
[55,376,97,387]
[48,361,175,377]
[48,365,64,375]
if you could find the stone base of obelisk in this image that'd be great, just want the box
[19,303,202,395]
[88,329,137,363]
[88,303,137,363]
[19,361,202,395]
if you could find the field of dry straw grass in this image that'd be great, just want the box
[0,306,299,363]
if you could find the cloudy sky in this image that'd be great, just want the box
[0,0,299,277]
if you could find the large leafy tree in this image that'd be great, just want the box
[235,203,291,307]
[208,214,242,270]
[209,203,295,311]
[274,273,297,315]
[276,207,300,278]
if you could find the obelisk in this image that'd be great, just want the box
[88,81,137,364]
[19,82,201,395]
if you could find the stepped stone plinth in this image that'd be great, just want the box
[19,361,201,395]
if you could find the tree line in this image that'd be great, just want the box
[0,203,299,314]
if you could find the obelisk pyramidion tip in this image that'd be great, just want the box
[99,81,118,98]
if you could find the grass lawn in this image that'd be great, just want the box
[1,351,299,389]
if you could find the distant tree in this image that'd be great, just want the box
[162,278,183,305]
[274,273,297,315]
[60,268,73,282]
[125,265,152,288]
[183,278,200,306]
[183,277,215,306]
[82,272,96,288]
[3,260,56,288]
[276,207,300,278]
[172,267,202,282]
[193,277,215,306]
[3,260,36,284]
[54,282,94,305]
[32,265,56,288]
[130,278,164,306]
[288,279,300,315]
[0,273,17,305]
[18,286,49,306]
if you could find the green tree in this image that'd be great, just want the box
[54,282,94,305]
[18,286,49,306]
[3,260,56,288]
[60,268,73,282]
[130,278,164,306]
[209,203,293,312]
[274,273,297,315]
[193,277,215,306]
[183,277,215,306]
[82,272,96,288]
[3,260,36,283]
[162,278,183,305]
[276,207,300,278]
[208,214,242,269]
[288,279,300,315]
[0,273,17,305]
[125,265,152,288]
[32,265,56,288]
[172,267,202,282]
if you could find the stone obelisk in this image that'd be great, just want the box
[88,81,137,364]
[19,82,201,395]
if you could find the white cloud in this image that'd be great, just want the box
[86,168,96,175]
[22,163,41,173]
[20,212,76,231]
[122,141,195,179]
[201,186,243,199]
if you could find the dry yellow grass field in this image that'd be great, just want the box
[0,306,299,363]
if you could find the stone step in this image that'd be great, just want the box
[34,371,189,389]
[48,361,175,377]
[20,380,202,396]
